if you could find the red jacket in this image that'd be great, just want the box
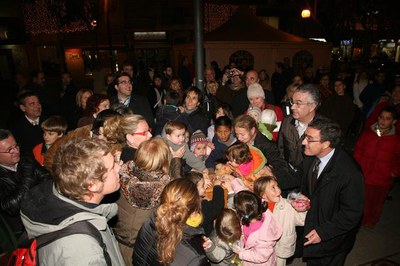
[32,142,45,166]
[354,125,400,186]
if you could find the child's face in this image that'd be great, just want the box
[248,112,260,122]
[185,131,190,144]
[43,131,62,146]
[193,143,207,157]
[215,125,231,142]
[197,178,206,198]
[167,128,186,145]
[216,108,226,119]
[263,181,281,203]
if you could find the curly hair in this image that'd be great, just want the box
[226,142,253,165]
[156,178,201,264]
[134,137,171,175]
[234,190,266,226]
[53,138,111,201]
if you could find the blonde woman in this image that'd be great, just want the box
[134,178,209,266]
[113,137,182,265]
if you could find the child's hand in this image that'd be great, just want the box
[291,194,310,212]
[207,142,215,150]
[221,179,233,192]
[170,146,185,158]
[204,178,212,189]
[213,179,222,186]
[202,236,212,249]
[220,174,235,182]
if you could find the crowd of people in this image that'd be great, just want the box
[1,58,399,266]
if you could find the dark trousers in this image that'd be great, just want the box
[305,250,349,266]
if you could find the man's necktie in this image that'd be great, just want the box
[311,158,321,191]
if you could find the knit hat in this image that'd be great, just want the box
[261,109,277,125]
[247,83,265,100]
[190,130,207,151]
[247,105,262,122]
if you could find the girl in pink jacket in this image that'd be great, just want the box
[233,191,282,266]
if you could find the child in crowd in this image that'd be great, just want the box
[225,143,268,191]
[33,115,67,166]
[185,171,225,236]
[258,109,278,141]
[208,104,234,142]
[190,130,214,163]
[246,105,262,123]
[354,106,400,228]
[162,121,206,172]
[204,209,242,265]
[155,90,189,136]
[254,176,307,266]
[233,191,282,266]
[206,116,237,170]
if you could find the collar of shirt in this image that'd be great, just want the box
[295,120,308,137]
[0,163,18,172]
[25,115,39,126]
[316,148,335,177]
[119,96,131,107]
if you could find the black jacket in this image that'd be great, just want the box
[111,94,155,130]
[0,157,51,233]
[300,148,365,257]
[134,212,210,266]
[187,108,209,136]
[10,116,44,157]
[252,133,301,191]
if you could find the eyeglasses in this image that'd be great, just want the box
[132,128,152,136]
[118,80,131,85]
[0,144,20,154]
[304,135,321,143]
[290,100,314,107]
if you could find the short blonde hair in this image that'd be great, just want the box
[134,137,171,175]
[53,138,111,201]
[41,115,67,135]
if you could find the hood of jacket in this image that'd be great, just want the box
[20,180,118,238]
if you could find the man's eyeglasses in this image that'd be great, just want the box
[290,100,314,107]
[132,128,152,136]
[0,144,20,154]
[304,135,321,143]
[119,80,131,85]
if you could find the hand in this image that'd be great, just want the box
[291,194,310,212]
[213,179,222,186]
[304,229,321,246]
[207,142,215,150]
[204,177,212,189]
[259,166,273,176]
[202,237,212,249]
[230,68,244,76]
[221,179,233,192]
[220,174,235,182]
[178,106,185,113]
[170,146,185,158]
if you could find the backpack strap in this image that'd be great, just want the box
[35,221,112,266]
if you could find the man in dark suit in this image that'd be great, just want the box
[110,72,155,130]
[295,117,364,265]
[9,92,44,156]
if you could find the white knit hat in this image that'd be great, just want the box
[261,109,277,125]
[247,83,265,100]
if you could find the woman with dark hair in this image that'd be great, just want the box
[134,178,209,266]
[182,86,210,135]
[77,94,110,127]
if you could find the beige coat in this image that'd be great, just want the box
[273,197,306,259]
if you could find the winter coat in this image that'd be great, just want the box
[354,123,400,186]
[0,156,50,235]
[252,133,300,191]
[20,180,125,266]
[162,134,206,171]
[133,211,210,266]
[205,230,238,266]
[155,104,189,136]
[32,142,46,166]
[272,197,306,259]
[186,107,210,135]
[300,147,365,258]
[238,211,282,266]
[114,160,173,246]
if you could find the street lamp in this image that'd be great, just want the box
[301,9,311,19]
